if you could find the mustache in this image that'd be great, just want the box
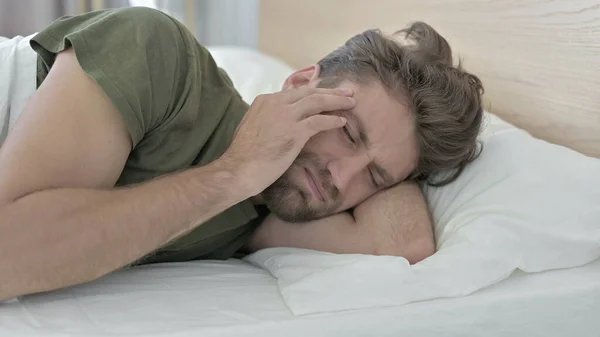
[295,151,340,201]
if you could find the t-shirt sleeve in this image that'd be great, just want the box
[30,7,189,147]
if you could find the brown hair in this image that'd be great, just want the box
[316,22,484,186]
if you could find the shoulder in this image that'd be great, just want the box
[103,6,176,26]
[100,7,189,42]
[32,7,192,53]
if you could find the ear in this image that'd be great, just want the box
[282,64,321,90]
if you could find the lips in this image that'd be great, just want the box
[305,168,324,201]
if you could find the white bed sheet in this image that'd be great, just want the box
[2,258,599,337]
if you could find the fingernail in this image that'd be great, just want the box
[340,117,347,124]
[347,97,355,103]
[340,88,353,95]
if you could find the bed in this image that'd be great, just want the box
[2,1,600,336]
[2,258,600,337]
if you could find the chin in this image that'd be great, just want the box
[263,187,322,223]
[262,157,341,222]
[262,177,330,223]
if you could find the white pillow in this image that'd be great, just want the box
[184,48,600,314]
[481,111,515,136]
[245,128,600,315]
[206,46,295,104]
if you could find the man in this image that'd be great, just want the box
[0,7,483,300]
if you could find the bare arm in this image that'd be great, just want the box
[0,50,252,300]
[0,49,354,300]
[246,182,436,264]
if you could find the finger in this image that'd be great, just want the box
[301,114,347,138]
[292,94,356,118]
[283,86,353,103]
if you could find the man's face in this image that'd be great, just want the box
[262,76,419,222]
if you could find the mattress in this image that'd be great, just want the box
[2,257,599,337]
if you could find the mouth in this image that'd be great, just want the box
[304,167,325,202]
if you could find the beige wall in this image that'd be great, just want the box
[259,0,600,157]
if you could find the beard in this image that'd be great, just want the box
[261,151,342,222]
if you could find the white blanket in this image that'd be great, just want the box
[0,34,37,145]
[3,258,600,337]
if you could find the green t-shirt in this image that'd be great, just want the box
[29,7,263,264]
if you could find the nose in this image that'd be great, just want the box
[326,152,371,192]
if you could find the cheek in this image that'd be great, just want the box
[285,165,306,184]
[339,181,377,210]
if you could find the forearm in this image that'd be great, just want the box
[0,157,248,300]
[247,182,435,263]
[247,212,378,255]
[353,181,435,262]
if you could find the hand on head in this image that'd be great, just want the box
[223,86,355,197]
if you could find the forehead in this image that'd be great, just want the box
[341,80,418,182]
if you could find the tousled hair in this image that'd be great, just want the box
[317,22,484,186]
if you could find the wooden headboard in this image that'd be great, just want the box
[258,0,600,158]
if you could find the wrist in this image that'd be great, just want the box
[212,152,260,200]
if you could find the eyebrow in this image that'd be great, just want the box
[344,109,371,147]
[344,110,396,187]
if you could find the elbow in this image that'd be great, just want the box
[0,289,17,303]
[375,235,437,265]
[404,238,436,264]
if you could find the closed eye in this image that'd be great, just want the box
[343,127,355,144]
[369,169,379,188]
